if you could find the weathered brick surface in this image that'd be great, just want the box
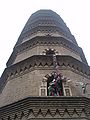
[0,97,90,120]
[13,45,82,64]
[0,10,90,120]
[0,67,90,107]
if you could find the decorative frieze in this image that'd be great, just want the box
[7,36,82,67]
[0,97,90,119]
[1,55,90,93]
[6,55,90,79]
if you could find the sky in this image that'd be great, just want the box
[0,0,90,76]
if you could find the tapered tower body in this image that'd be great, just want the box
[0,10,90,120]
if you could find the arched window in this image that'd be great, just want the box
[39,74,72,97]
[46,49,55,55]
[42,48,59,55]
[47,72,63,96]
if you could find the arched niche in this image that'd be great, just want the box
[39,73,72,96]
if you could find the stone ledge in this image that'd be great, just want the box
[0,55,90,93]
[6,55,90,78]
[0,96,90,119]
[7,36,82,67]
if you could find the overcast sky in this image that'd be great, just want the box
[0,0,90,76]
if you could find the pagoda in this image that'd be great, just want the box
[0,10,90,120]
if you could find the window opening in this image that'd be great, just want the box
[40,50,72,96]
[47,54,64,96]
[47,72,63,96]
[46,49,55,55]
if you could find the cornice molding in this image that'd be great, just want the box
[7,36,85,67]
[0,96,90,119]
[7,55,90,77]
[20,26,74,41]
[1,55,90,94]
[16,36,79,54]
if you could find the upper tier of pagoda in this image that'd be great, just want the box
[15,9,77,47]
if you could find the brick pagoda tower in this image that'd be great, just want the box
[0,10,90,120]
